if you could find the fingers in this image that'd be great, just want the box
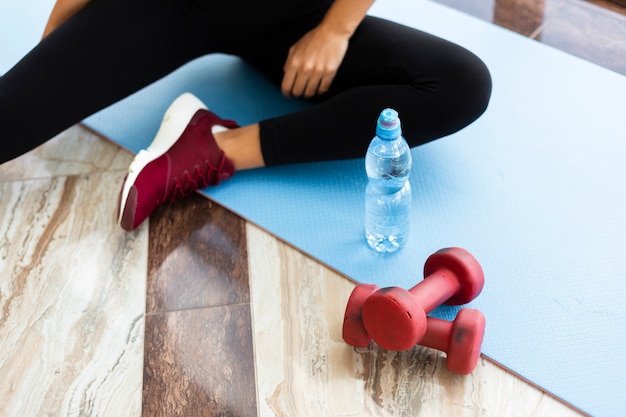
[281,68,297,97]
[284,74,323,98]
[280,29,347,98]
[281,62,336,98]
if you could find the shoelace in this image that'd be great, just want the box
[170,152,230,201]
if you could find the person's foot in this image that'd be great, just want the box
[117,93,238,231]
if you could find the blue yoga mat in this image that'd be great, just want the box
[4,1,625,416]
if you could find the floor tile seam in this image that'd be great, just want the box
[489,0,564,40]
[529,22,547,40]
[244,220,351,275]
[145,301,252,317]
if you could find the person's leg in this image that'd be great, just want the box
[242,15,492,166]
[115,4,332,179]
[214,124,263,170]
[0,0,218,164]
[116,11,493,230]
[113,4,333,231]
[180,14,493,169]
[209,8,332,171]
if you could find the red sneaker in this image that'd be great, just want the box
[117,93,238,231]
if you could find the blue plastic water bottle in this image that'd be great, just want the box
[365,108,412,253]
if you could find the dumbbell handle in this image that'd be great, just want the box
[408,267,461,314]
[419,309,486,375]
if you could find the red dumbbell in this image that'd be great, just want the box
[343,283,380,347]
[343,247,484,351]
[420,308,486,375]
[344,299,486,374]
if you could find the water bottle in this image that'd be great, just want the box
[365,108,412,253]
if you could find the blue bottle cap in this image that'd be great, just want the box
[376,108,402,140]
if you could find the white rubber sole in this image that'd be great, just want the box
[117,92,208,224]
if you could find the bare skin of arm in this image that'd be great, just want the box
[42,0,92,38]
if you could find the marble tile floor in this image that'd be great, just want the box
[0,128,584,417]
[436,0,626,75]
[0,129,145,417]
[3,1,625,416]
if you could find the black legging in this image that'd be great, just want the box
[0,0,492,166]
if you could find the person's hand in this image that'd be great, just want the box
[281,26,349,98]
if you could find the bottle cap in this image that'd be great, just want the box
[376,108,402,140]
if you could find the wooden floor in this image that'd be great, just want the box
[2,1,625,416]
